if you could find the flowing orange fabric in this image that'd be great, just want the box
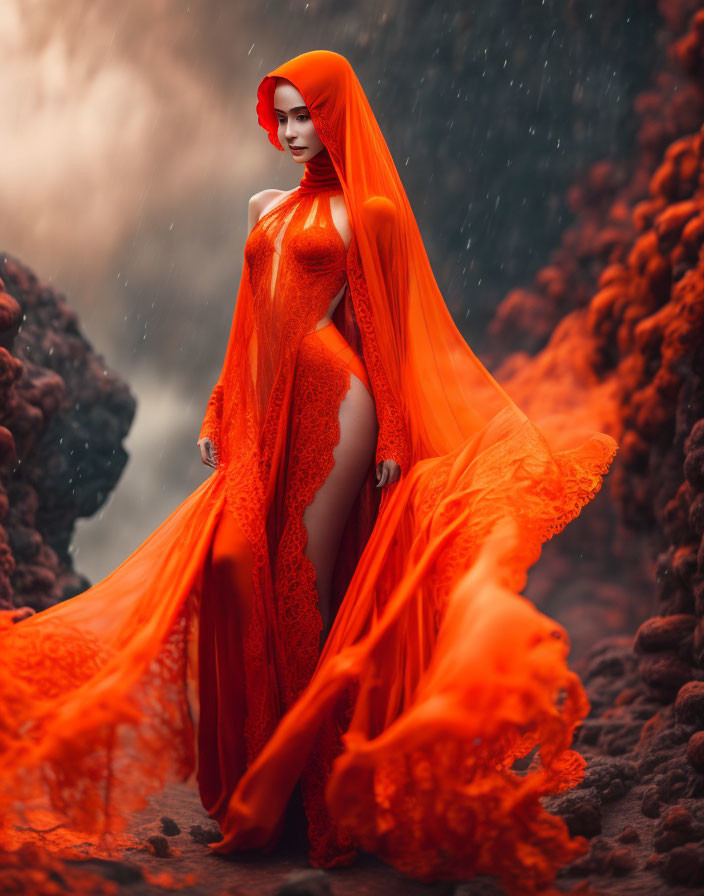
[196,184,382,836]
[0,49,619,896]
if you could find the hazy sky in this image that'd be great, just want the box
[1,1,311,579]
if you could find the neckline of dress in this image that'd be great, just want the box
[251,184,342,238]
[297,146,342,194]
[249,187,350,264]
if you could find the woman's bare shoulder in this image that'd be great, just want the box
[249,188,298,224]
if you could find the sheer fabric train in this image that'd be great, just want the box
[0,50,618,895]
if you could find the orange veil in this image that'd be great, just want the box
[0,49,618,896]
[208,51,619,886]
[256,52,525,465]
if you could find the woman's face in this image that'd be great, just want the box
[273,79,324,165]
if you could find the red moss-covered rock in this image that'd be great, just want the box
[0,289,21,342]
[491,20,704,672]
[542,789,602,840]
[653,198,700,252]
[617,825,641,844]
[634,614,697,653]
[653,804,704,851]
[492,9,704,891]
[680,211,704,259]
[605,846,638,875]
[0,254,136,611]
[690,491,704,534]
[675,680,704,725]
[685,420,704,489]
[638,652,693,694]
[641,785,662,818]
[663,482,698,545]
[692,615,704,663]
[685,730,704,770]
[0,426,17,470]
[661,844,704,886]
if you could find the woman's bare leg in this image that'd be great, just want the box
[302,373,377,643]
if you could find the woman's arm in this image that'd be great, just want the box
[346,195,411,480]
[197,190,280,466]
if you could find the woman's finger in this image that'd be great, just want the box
[377,464,389,488]
[200,439,216,468]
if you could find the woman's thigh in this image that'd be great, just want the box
[209,505,255,624]
[302,370,377,615]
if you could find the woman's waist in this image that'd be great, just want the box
[301,319,357,355]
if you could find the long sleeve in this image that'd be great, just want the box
[346,197,411,475]
[198,379,224,464]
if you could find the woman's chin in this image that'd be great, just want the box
[290,147,323,164]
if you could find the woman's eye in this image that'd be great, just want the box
[276,114,309,124]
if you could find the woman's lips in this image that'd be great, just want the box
[290,146,306,154]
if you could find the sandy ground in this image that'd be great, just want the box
[61,780,508,896]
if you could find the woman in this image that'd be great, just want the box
[193,71,408,837]
[0,50,618,895]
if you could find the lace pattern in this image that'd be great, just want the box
[274,332,352,710]
[196,187,379,836]
[346,239,411,474]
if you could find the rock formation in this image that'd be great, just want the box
[487,4,704,890]
[0,254,135,613]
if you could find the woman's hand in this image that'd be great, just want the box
[376,459,401,488]
[198,437,218,468]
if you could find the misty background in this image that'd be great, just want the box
[0,0,659,581]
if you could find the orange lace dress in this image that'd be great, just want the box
[195,170,391,852]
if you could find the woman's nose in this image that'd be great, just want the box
[285,118,296,140]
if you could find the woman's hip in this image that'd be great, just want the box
[298,321,371,395]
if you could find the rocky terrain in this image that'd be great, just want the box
[494,3,704,892]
